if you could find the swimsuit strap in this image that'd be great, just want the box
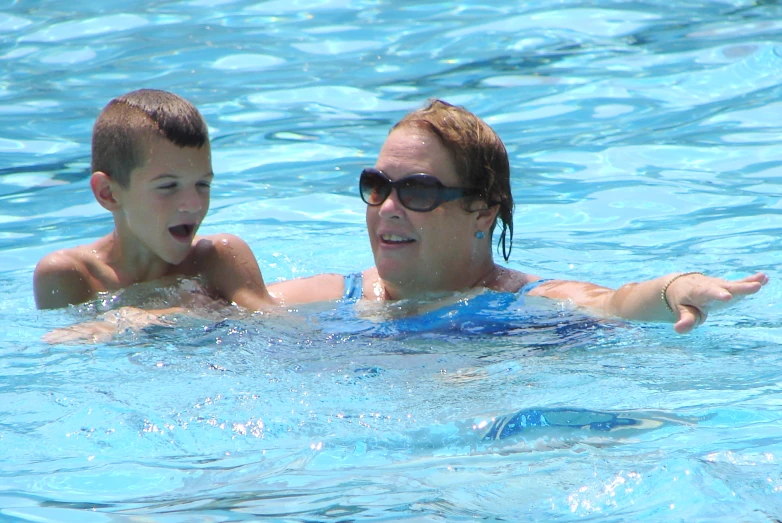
[342,272,364,302]
[343,275,548,301]
[518,278,551,295]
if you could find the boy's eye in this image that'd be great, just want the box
[158,183,177,190]
[197,181,211,188]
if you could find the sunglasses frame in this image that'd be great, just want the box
[359,168,483,212]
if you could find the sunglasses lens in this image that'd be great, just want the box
[359,169,390,206]
[360,170,456,212]
[398,176,441,211]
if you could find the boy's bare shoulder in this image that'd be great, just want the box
[195,232,250,250]
[34,247,94,309]
[187,233,255,265]
[183,233,272,309]
[35,248,83,275]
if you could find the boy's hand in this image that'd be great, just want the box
[43,320,120,344]
[42,307,174,345]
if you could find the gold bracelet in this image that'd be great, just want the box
[661,271,704,313]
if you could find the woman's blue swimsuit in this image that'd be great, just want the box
[336,273,578,337]
[341,272,550,302]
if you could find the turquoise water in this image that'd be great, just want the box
[2,1,782,521]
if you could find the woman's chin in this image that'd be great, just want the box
[376,261,415,285]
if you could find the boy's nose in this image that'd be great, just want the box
[179,188,205,213]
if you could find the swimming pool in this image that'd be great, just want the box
[2,0,782,520]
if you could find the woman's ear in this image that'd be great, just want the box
[474,204,500,234]
[90,172,121,211]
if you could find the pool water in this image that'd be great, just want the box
[2,0,782,521]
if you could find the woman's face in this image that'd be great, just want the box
[366,127,492,296]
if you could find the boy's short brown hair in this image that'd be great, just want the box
[91,89,209,187]
[392,100,514,261]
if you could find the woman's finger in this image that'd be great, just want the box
[674,304,706,334]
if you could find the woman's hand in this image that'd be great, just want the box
[666,272,768,334]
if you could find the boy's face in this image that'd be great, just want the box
[113,133,213,265]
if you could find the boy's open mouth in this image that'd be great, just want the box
[169,223,195,241]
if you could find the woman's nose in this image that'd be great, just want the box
[377,188,404,217]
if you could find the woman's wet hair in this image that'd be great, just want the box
[91,89,209,187]
[391,99,514,261]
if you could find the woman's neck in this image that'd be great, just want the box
[366,258,503,301]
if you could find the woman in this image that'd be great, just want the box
[268,100,767,334]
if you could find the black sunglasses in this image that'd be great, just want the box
[359,168,483,212]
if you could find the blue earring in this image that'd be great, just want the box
[475,231,485,239]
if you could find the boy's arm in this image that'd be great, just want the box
[34,252,93,309]
[43,306,174,344]
[197,234,276,311]
[528,272,768,334]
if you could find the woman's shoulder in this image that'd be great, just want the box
[491,267,543,293]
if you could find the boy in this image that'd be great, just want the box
[34,89,273,311]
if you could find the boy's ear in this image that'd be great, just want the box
[90,172,121,211]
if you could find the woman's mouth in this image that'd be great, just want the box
[380,233,415,244]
